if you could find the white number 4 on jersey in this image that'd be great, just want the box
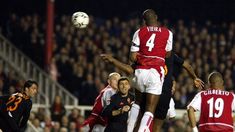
[146,34,156,51]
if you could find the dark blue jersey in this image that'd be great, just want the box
[102,92,134,132]
[0,93,32,129]
[162,53,184,93]
[172,54,184,78]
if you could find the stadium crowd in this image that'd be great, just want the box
[0,13,235,131]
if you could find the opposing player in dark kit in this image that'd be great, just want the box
[0,80,38,132]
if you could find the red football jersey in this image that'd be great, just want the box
[188,89,235,131]
[82,85,116,130]
[91,85,116,115]
[131,26,173,69]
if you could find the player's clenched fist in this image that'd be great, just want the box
[122,105,130,113]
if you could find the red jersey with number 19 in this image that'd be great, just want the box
[131,26,173,69]
[188,89,235,132]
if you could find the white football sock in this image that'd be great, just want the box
[127,103,140,132]
[138,111,153,132]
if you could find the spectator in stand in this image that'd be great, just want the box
[41,115,54,129]
[50,95,66,122]
[69,122,78,132]
[32,118,44,132]
[68,108,85,130]
[36,107,47,122]
[44,126,51,132]
[51,122,61,132]
[60,115,69,128]
[79,73,99,105]
[60,127,68,132]
[49,57,59,81]
[68,108,80,122]
[77,115,85,131]
[9,85,17,95]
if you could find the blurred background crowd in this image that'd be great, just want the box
[0,13,234,131]
[1,14,234,106]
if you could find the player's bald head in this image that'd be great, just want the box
[142,9,157,25]
[208,72,224,88]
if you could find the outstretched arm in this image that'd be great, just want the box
[182,61,197,79]
[182,61,204,89]
[100,54,134,75]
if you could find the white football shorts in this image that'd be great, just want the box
[134,67,165,95]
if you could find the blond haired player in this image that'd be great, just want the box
[82,72,121,132]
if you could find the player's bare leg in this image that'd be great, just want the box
[138,93,160,132]
[153,119,164,132]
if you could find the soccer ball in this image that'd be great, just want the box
[72,12,89,28]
